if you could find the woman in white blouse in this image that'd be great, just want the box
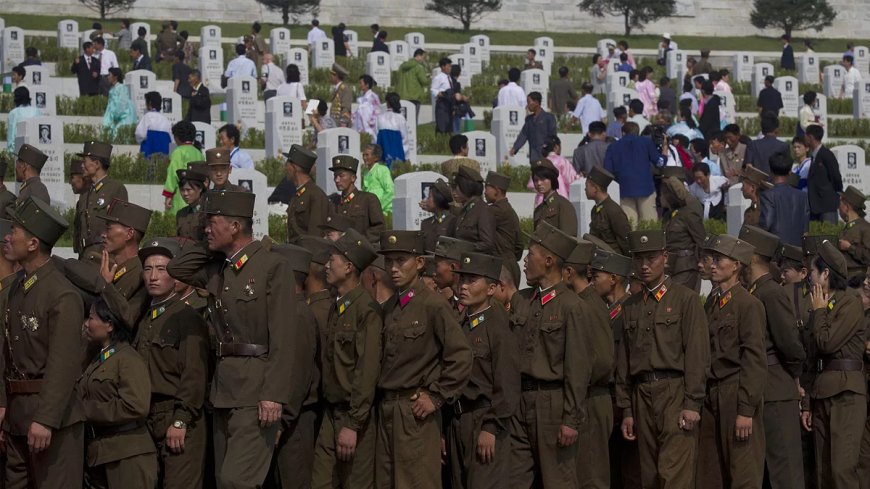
[375,92,408,165]
[689,161,730,220]
[353,74,381,138]
[276,64,307,110]
[798,91,820,136]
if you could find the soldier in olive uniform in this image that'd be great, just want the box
[135,238,210,489]
[0,219,18,308]
[206,148,248,193]
[299,235,335,342]
[13,144,51,205]
[77,141,129,262]
[616,230,710,489]
[175,167,209,244]
[702,234,768,488]
[452,166,497,254]
[660,176,705,292]
[484,171,523,262]
[586,167,631,255]
[531,159,578,236]
[320,214,355,241]
[1,197,85,489]
[739,225,807,489]
[509,222,590,488]
[330,64,354,127]
[802,241,867,489]
[311,229,382,489]
[286,144,329,243]
[741,167,772,227]
[168,191,311,488]
[69,158,89,255]
[375,230,472,489]
[79,298,157,489]
[0,158,17,218]
[329,155,386,243]
[837,186,870,286]
[420,179,457,252]
[433,236,476,321]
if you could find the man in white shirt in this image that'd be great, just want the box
[260,53,285,96]
[93,37,119,96]
[135,91,172,145]
[497,68,527,108]
[225,44,257,81]
[572,82,606,135]
[431,58,454,133]
[627,99,650,134]
[307,19,327,51]
[841,54,863,99]
[219,123,255,169]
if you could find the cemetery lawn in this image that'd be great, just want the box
[8,13,869,52]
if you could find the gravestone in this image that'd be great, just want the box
[606,71,629,95]
[399,100,418,163]
[312,39,335,69]
[58,19,79,49]
[26,65,50,88]
[388,40,410,71]
[447,54,471,89]
[854,46,870,76]
[405,32,425,53]
[607,87,638,119]
[344,30,359,58]
[809,92,828,128]
[316,128,361,195]
[798,53,820,85]
[751,63,775,98]
[534,36,554,50]
[666,50,685,80]
[823,64,845,98]
[286,48,310,85]
[726,183,750,236]
[199,46,224,94]
[832,145,869,195]
[192,121,216,150]
[570,178,621,236]
[520,69,548,109]
[853,81,870,119]
[773,76,799,117]
[265,96,303,158]
[228,169,268,238]
[459,43,482,76]
[366,51,392,88]
[464,131,497,175]
[491,105,527,166]
[200,25,221,47]
[226,75,258,132]
[14,117,65,208]
[534,36,554,74]
[2,27,24,73]
[31,85,56,116]
[270,28,292,65]
[159,90,182,124]
[606,57,621,75]
[392,171,447,231]
[733,53,754,83]
[715,90,736,124]
[597,38,617,59]
[130,22,151,53]
[470,35,490,65]
[123,69,157,116]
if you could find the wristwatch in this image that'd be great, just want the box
[172,420,187,430]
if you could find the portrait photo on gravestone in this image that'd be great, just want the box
[510,111,518,124]
[39,124,51,144]
[35,93,45,108]
[284,102,293,116]
[140,76,148,89]
[210,50,217,60]
[476,139,485,157]
[339,135,348,154]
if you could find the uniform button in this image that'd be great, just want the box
[646,327,650,331]
[13,336,18,341]
[224,286,229,291]
[647,311,652,315]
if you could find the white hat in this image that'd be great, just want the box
[662,32,671,39]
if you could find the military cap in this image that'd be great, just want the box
[76,141,113,160]
[802,235,836,257]
[582,233,615,253]
[738,225,780,259]
[96,198,153,234]
[205,147,231,166]
[702,233,718,251]
[0,219,12,244]
[708,234,755,266]
[285,144,317,172]
[332,228,378,271]
[433,236,475,261]
[778,243,804,264]
[455,251,502,282]
[188,161,210,175]
[319,214,355,233]
[15,144,48,170]
[565,239,595,267]
[628,230,666,253]
[817,239,848,278]
[741,166,773,190]
[431,179,453,203]
[69,158,85,175]
[176,167,209,184]
[525,222,576,261]
[378,230,426,255]
[661,176,689,204]
[8,197,68,246]
[331,62,350,78]
[531,158,558,175]
[299,235,332,265]
[139,237,182,262]
[456,165,483,183]
[329,155,359,174]
[371,254,386,271]
[272,244,313,274]
[587,166,614,190]
[203,191,255,218]
[590,249,633,277]
[484,171,510,191]
[658,166,687,181]
[840,185,867,211]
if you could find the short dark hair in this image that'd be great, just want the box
[622,121,640,136]
[558,66,569,78]
[769,152,793,176]
[659,76,670,86]
[692,162,710,176]
[508,68,520,82]
[528,91,542,104]
[286,64,301,83]
[813,256,847,290]
[592,54,601,64]
[527,48,536,55]
[11,66,25,78]
[144,91,161,110]
[710,131,726,143]
[219,124,241,146]
[108,67,123,79]
[691,138,709,158]
[619,53,628,62]
[360,74,376,89]
[252,21,262,33]
[701,80,715,95]
[190,69,201,79]
[311,19,320,26]
[531,165,559,190]
[781,34,791,41]
[137,26,146,36]
[92,298,133,344]
[439,57,452,68]
[25,46,37,58]
[588,121,607,134]
[805,124,824,141]
[844,54,855,64]
[449,134,468,155]
[83,41,93,50]
[92,22,102,30]
[803,91,817,105]
[235,44,246,56]
[432,185,452,210]
[709,71,722,83]
[122,19,130,28]
[613,106,627,119]
[93,37,106,47]
[760,116,779,134]
[629,99,644,115]
[413,48,425,57]
[723,124,741,135]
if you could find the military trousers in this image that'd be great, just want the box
[5,422,84,489]
[375,393,441,489]
[274,406,320,489]
[812,391,866,489]
[447,405,509,489]
[763,400,805,489]
[212,406,279,489]
[311,404,375,489]
[87,452,159,489]
[857,417,870,489]
[148,400,207,489]
[577,391,612,489]
[509,388,578,489]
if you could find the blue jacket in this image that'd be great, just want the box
[760,182,810,246]
[603,134,664,198]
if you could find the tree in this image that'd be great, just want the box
[78,0,137,19]
[578,0,676,36]
[750,0,836,37]
[425,0,503,32]
[254,0,320,25]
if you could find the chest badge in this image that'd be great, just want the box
[243,278,255,297]
[21,315,39,332]
[96,197,105,206]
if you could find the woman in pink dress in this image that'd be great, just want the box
[527,135,579,205]
[635,67,658,119]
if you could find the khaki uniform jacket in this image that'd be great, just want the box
[609,293,630,386]
[134,296,209,425]
[292,293,320,417]
[330,82,354,126]
[421,211,457,253]
[509,282,590,428]
[590,197,631,255]
[176,203,205,244]
[73,192,86,254]
[167,240,308,409]
[322,286,382,431]
[578,287,616,389]
[749,274,805,402]
[331,187,386,243]
[64,256,148,332]
[789,282,815,392]
[839,218,870,280]
[287,180,329,243]
[17,177,50,205]
[663,204,705,275]
[808,291,866,399]
[0,260,84,435]
[77,176,129,252]
[455,196,497,254]
[77,343,155,466]
[308,289,333,356]
[706,284,767,417]
[744,202,761,227]
[533,192,578,237]
[615,278,710,416]
[488,198,524,261]
[378,280,472,405]
[0,185,15,219]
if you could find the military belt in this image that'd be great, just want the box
[453,397,491,416]
[5,379,43,394]
[379,387,422,401]
[633,370,682,384]
[520,377,563,392]
[90,420,145,438]
[818,358,864,373]
[214,342,268,357]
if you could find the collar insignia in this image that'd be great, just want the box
[233,254,249,271]
[113,266,127,282]
[719,290,732,309]
[399,289,415,308]
[23,274,37,292]
[610,303,622,320]
[541,289,557,305]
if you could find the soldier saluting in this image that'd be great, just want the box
[76,141,128,262]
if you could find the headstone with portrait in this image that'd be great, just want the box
[607,87,639,121]
[392,171,447,231]
[491,105,528,166]
[312,38,335,69]
[733,53,754,83]
[751,62,775,98]
[470,35,490,65]
[460,43,482,76]
[714,90,736,124]
[30,85,56,116]
[2,27,24,73]
[534,36,554,74]
[316,128,361,195]
[666,50,685,80]
[399,100,418,163]
[463,131,497,175]
[606,71,629,95]
[798,53,820,85]
[270,28,292,65]
[447,53,471,89]
[605,56,621,75]
[832,145,869,195]
[14,117,65,208]
[199,46,224,94]
[570,177,621,237]
[228,169,268,238]
[200,25,221,47]
[123,69,157,116]
[265,96,303,158]
[405,32,425,53]
[597,38,617,59]
[192,121,216,150]
[387,40,410,71]
[852,80,870,119]
[226,75,258,132]
[159,90,182,124]
[58,19,79,49]
[25,64,50,89]
[130,22,151,53]
[823,64,845,99]
[773,76,800,117]
[285,48,310,85]
[365,51,392,88]
[726,183,750,236]
[853,46,870,76]
[520,68,548,110]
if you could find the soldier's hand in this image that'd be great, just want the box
[734,415,753,441]
[810,283,830,310]
[27,422,52,453]
[801,410,813,432]
[477,431,496,464]
[258,400,282,427]
[839,239,852,251]
[100,250,118,285]
[621,416,637,441]
[410,391,437,419]
[336,427,358,462]
[678,409,700,431]
[557,425,578,447]
[165,425,186,453]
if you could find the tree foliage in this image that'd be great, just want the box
[254,0,321,25]
[578,0,676,36]
[425,0,503,32]
[750,0,836,37]
[78,0,137,20]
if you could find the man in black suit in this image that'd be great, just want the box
[371,30,389,53]
[186,69,211,124]
[757,75,783,115]
[760,153,809,246]
[744,116,789,175]
[130,44,152,72]
[70,41,101,96]
[781,35,795,71]
[805,124,843,224]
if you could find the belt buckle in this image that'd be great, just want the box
[217,342,229,357]
[648,371,659,382]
